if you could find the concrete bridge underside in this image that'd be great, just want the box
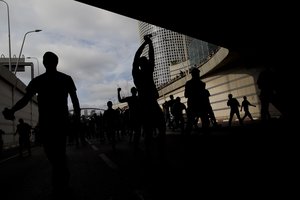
[157,47,281,123]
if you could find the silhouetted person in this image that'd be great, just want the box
[256,67,289,121]
[184,67,210,134]
[0,129,4,156]
[203,87,218,127]
[257,67,274,121]
[2,51,81,196]
[241,96,256,121]
[103,101,118,152]
[132,34,166,159]
[32,124,42,146]
[227,93,243,126]
[117,87,141,152]
[15,118,32,157]
[165,95,175,129]
[171,96,187,134]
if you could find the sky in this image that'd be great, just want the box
[0,0,140,110]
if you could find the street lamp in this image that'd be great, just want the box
[14,29,42,75]
[26,56,40,76]
[12,29,41,128]
[0,0,12,72]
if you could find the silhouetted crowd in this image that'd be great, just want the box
[1,35,287,197]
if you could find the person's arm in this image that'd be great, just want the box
[184,82,190,98]
[67,75,81,122]
[13,92,34,112]
[117,88,125,103]
[14,126,18,136]
[3,91,34,120]
[133,35,153,71]
[69,90,81,121]
[183,104,187,113]
[132,41,147,85]
[147,36,154,69]
[249,101,256,107]
[133,41,147,69]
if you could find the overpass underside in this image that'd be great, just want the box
[157,48,281,123]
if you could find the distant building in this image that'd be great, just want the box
[138,22,219,88]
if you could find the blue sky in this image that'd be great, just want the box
[0,0,139,109]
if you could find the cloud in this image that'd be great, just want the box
[1,0,139,111]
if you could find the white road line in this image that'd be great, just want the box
[134,190,145,200]
[85,138,91,144]
[86,139,118,170]
[0,154,19,164]
[91,145,99,151]
[0,147,40,164]
[85,139,99,151]
[98,153,118,170]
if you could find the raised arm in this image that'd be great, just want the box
[133,35,153,70]
[147,37,154,68]
[117,87,125,103]
[133,41,147,68]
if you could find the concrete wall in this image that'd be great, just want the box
[0,66,38,149]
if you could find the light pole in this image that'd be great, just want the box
[26,56,40,77]
[14,29,42,75]
[0,0,12,72]
[12,29,41,129]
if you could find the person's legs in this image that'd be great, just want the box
[228,112,234,127]
[246,111,254,121]
[133,126,141,152]
[42,129,69,194]
[26,137,31,156]
[236,112,243,125]
[185,108,195,135]
[18,138,24,157]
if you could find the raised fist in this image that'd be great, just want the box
[143,34,152,43]
[117,88,121,92]
[2,108,15,121]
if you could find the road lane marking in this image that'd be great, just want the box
[91,145,99,151]
[0,154,19,164]
[99,153,118,170]
[85,139,99,151]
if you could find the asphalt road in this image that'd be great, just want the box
[0,119,296,199]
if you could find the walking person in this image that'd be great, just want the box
[257,67,274,121]
[171,96,187,134]
[203,87,218,127]
[2,51,81,196]
[165,95,176,129]
[240,96,256,121]
[227,93,243,126]
[15,118,32,157]
[184,67,210,134]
